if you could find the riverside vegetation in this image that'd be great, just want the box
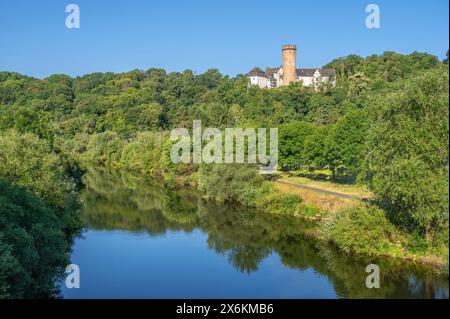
[0,51,449,297]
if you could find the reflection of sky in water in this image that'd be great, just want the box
[407,274,449,299]
[62,229,336,299]
[408,274,423,296]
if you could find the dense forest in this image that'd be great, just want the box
[0,50,449,297]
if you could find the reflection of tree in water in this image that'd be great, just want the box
[197,205,272,273]
[81,166,198,234]
[81,167,449,298]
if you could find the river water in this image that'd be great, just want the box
[61,168,449,299]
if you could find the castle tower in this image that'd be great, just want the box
[282,44,297,85]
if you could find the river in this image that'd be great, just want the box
[61,167,449,298]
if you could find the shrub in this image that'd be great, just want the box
[198,164,303,214]
[322,205,397,255]
[83,131,125,166]
[300,204,321,218]
[256,190,302,215]
[198,164,264,206]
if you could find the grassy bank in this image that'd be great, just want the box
[273,175,449,272]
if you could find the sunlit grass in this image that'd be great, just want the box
[273,181,357,213]
[277,172,373,199]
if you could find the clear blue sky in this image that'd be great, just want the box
[0,0,448,78]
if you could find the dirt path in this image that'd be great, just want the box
[275,179,370,202]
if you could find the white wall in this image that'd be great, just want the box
[249,72,335,89]
[298,76,314,87]
[298,76,335,87]
[249,76,269,88]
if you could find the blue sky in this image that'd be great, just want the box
[0,0,448,78]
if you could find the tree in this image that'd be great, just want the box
[303,126,331,169]
[0,130,80,216]
[119,131,165,173]
[362,68,449,241]
[0,130,82,298]
[278,121,316,170]
[83,131,125,165]
[324,55,365,81]
[129,102,163,131]
[326,109,369,177]
[347,72,370,98]
[0,181,73,298]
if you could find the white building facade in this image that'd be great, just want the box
[247,45,336,89]
[247,66,336,89]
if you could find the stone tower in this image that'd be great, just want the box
[282,44,297,85]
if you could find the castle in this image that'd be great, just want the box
[247,45,336,89]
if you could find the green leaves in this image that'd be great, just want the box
[0,130,77,210]
[322,205,397,255]
[0,130,83,298]
[279,121,316,170]
[362,67,449,239]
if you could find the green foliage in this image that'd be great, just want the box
[198,164,264,206]
[322,205,398,255]
[198,164,302,215]
[325,51,441,84]
[361,67,449,239]
[300,204,321,218]
[279,121,316,170]
[347,72,370,98]
[0,181,73,298]
[83,131,125,166]
[326,109,369,175]
[303,126,330,169]
[0,50,448,272]
[255,190,301,215]
[119,131,164,173]
[0,131,82,298]
[0,130,80,216]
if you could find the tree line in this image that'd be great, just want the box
[0,50,448,296]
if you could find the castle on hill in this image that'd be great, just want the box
[247,44,336,89]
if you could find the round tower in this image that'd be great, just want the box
[282,44,297,85]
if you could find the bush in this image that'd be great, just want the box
[256,190,302,215]
[322,205,397,255]
[300,204,321,218]
[198,164,264,206]
[198,163,302,214]
[83,131,125,166]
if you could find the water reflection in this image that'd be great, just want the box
[78,167,449,299]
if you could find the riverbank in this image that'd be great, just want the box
[76,159,448,273]
[270,175,448,272]
[171,165,448,272]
